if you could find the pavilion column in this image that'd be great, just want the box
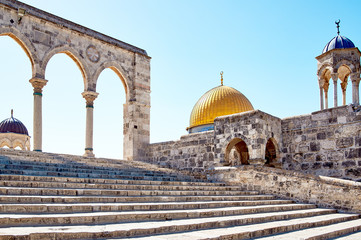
[320,87,324,110]
[29,78,48,152]
[331,73,338,107]
[350,73,360,105]
[82,91,99,157]
[318,77,324,110]
[340,79,348,106]
[323,80,330,109]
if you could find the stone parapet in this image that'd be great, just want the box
[207,166,361,214]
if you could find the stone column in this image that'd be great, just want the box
[320,87,324,110]
[340,79,348,106]
[331,73,338,107]
[29,78,48,152]
[323,80,330,109]
[318,77,324,110]
[82,91,99,157]
[350,73,360,105]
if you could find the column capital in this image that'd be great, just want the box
[318,76,325,88]
[331,73,338,82]
[350,72,360,82]
[29,78,48,94]
[82,91,99,107]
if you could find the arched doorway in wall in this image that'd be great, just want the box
[265,138,279,167]
[94,68,126,159]
[43,53,85,155]
[225,138,250,166]
[0,36,33,141]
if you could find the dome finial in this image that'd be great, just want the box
[335,19,340,35]
[220,71,224,86]
[11,109,13,118]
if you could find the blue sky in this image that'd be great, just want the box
[1,0,360,158]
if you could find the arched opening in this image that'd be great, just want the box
[337,65,352,105]
[224,138,249,166]
[43,53,84,155]
[265,138,279,167]
[94,68,126,159]
[0,36,32,141]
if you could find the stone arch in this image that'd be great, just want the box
[12,140,24,150]
[0,138,12,149]
[93,61,130,98]
[265,137,280,168]
[41,45,89,89]
[335,60,356,73]
[318,63,333,77]
[224,138,250,166]
[0,26,39,77]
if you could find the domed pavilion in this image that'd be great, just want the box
[187,72,254,133]
[0,110,31,150]
[316,20,361,110]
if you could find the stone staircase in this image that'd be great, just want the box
[0,149,360,239]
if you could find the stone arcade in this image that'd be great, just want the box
[0,0,151,160]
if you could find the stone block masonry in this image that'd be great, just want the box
[208,166,361,214]
[282,105,361,181]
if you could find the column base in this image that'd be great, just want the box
[84,148,95,158]
[248,158,266,165]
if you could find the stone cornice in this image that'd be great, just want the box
[0,0,149,58]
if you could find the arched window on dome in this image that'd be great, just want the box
[224,138,250,166]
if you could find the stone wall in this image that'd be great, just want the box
[281,105,361,181]
[145,131,215,171]
[146,106,361,182]
[207,166,361,214]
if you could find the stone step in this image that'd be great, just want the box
[115,213,359,240]
[0,194,276,203]
[0,186,256,196]
[0,169,185,181]
[0,200,294,213]
[0,174,223,186]
[0,204,316,227]
[253,218,361,240]
[0,179,244,191]
[0,210,349,240]
[0,162,182,178]
[333,230,361,240]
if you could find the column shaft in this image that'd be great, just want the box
[320,87,324,110]
[33,94,42,151]
[333,79,338,107]
[84,106,94,157]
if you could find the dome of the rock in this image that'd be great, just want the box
[322,35,355,54]
[0,111,29,136]
[188,84,253,133]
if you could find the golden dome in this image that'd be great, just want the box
[188,85,254,130]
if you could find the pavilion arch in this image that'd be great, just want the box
[0,138,12,149]
[41,45,89,88]
[0,26,39,77]
[335,60,356,73]
[224,138,250,166]
[265,137,280,168]
[93,61,130,98]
